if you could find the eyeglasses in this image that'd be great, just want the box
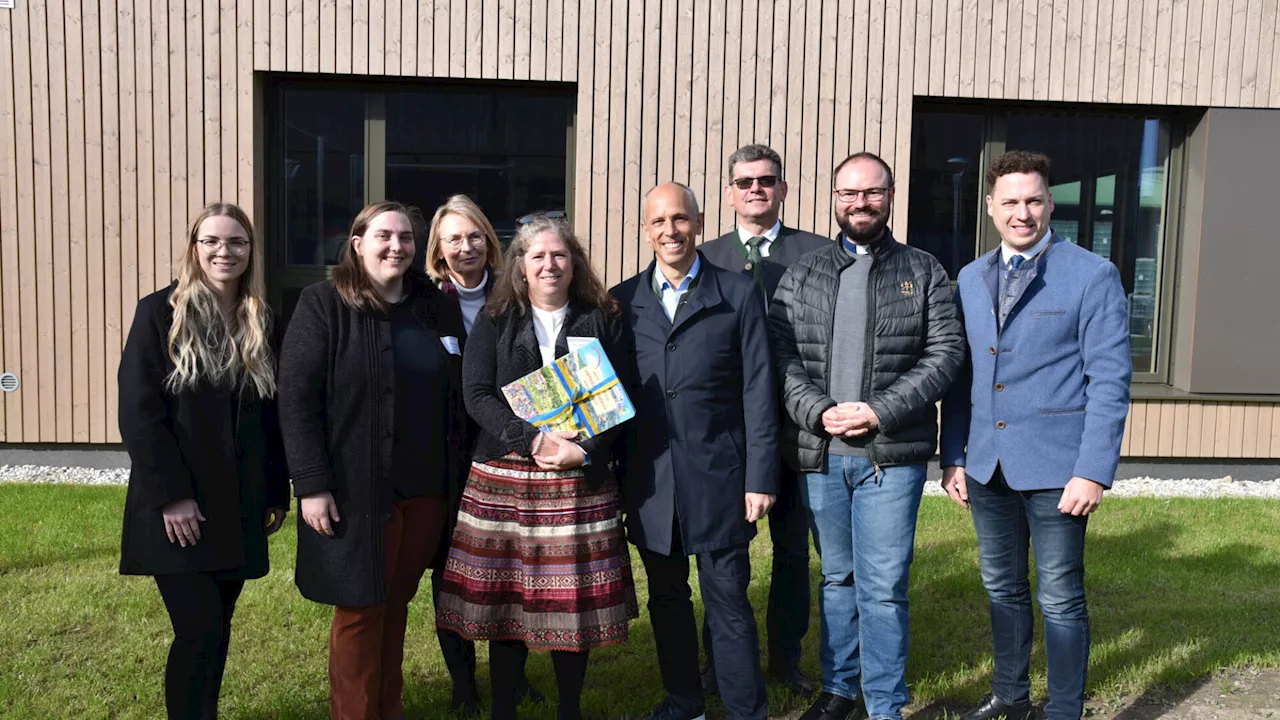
[442,231,488,248]
[517,210,568,225]
[196,238,251,254]
[834,187,889,203]
[730,175,780,190]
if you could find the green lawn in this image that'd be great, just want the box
[1,485,1277,719]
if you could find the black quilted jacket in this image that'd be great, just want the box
[767,233,965,471]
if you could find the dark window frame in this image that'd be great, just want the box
[263,74,577,318]
[909,98,1196,385]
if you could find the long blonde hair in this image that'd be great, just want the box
[424,194,504,284]
[165,203,277,399]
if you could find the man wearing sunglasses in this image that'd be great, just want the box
[698,144,828,700]
[768,152,964,720]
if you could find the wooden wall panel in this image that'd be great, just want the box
[1,0,1279,455]
[0,6,18,441]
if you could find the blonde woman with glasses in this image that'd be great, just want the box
[119,202,288,720]
[424,197,545,712]
[424,195,506,335]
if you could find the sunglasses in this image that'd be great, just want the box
[516,210,568,225]
[730,175,780,190]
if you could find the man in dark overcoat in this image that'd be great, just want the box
[698,143,828,698]
[612,182,779,720]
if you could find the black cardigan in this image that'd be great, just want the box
[462,300,633,484]
[278,275,469,607]
[118,283,289,578]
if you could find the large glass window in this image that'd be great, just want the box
[908,104,1182,380]
[385,89,572,244]
[268,80,575,320]
[279,89,367,268]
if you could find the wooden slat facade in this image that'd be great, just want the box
[1,0,1279,456]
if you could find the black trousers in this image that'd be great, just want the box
[640,518,767,720]
[702,470,811,673]
[153,573,245,720]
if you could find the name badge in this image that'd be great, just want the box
[567,336,593,354]
[441,336,461,355]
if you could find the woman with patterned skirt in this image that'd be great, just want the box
[437,215,638,720]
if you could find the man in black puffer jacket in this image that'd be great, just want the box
[767,152,964,720]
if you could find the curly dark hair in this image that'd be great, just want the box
[986,150,1052,190]
[486,215,619,317]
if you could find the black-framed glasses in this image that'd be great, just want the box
[516,210,568,225]
[834,187,889,203]
[730,175,780,190]
[196,238,251,254]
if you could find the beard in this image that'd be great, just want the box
[838,206,890,245]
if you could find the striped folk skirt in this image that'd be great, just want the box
[435,454,638,652]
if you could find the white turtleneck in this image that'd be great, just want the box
[453,270,489,335]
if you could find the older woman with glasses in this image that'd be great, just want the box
[436,215,638,720]
[424,195,506,335]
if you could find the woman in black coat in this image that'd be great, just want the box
[118,202,288,720]
[278,200,470,720]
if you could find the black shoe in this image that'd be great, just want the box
[959,694,1035,720]
[768,663,818,697]
[799,692,861,720]
[450,681,481,716]
[699,662,719,697]
[647,696,707,720]
[514,675,545,705]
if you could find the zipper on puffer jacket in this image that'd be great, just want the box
[862,253,880,467]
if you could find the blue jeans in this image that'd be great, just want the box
[801,456,926,720]
[969,469,1090,720]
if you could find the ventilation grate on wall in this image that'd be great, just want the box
[0,373,18,393]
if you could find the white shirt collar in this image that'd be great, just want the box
[1000,229,1054,266]
[658,253,702,292]
[736,221,782,257]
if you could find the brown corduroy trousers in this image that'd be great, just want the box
[329,495,447,720]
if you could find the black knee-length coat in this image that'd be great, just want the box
[278,275,469,607]
[118,283,289,578]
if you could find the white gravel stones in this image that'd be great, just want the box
[920,474,1280,498]
[0,464,130,486]
[3,464,1279,498]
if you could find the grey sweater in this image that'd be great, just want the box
[827,245,872,456]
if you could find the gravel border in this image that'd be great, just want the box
[3,464,1280,498]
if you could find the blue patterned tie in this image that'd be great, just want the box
[998,255,1026,330]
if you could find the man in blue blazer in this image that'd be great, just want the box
[697,144,828,698]
[940,150,1132,720]
[613,182,779,720]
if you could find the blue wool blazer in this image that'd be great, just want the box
[939,234,1132,491]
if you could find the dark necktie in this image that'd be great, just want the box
[744,236,766,289]
[998,255,1026,330]
[1005,254,1025,284]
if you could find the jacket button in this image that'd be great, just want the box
[989,346,997,355]
[996,421,1007,429]
[666,343,676,352]
[666,390,677,399]
[994,383,1005,392]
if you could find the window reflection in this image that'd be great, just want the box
[906,113,985,279]
[1007,115,1169,374]
[908,107,1172,376]
[280,90,366,266]
[385,88,572,248]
